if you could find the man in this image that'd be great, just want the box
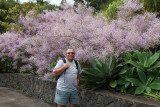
[53,49,82,107]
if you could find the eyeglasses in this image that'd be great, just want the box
[67,52,75,54]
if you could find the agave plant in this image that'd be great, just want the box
[116,66,135,94]
[116,50,160,95]
[127,69,160,95]
[124,50,160,72]
[80,54,123,90]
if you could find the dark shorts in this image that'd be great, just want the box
[54,89,79,105]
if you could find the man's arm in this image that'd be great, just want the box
[77,74,81,87]
[76,61,82,88]
[53,63,70,76]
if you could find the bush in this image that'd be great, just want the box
[0,0,160,76]
[116,50,160,95]
[81,55,123,90]
[0,56,15,73]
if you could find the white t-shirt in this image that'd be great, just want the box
[53,58,82,92]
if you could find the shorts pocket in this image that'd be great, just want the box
[56,89,69,97]
[57,89,64,95]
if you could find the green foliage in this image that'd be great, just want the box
[19,63,37,74]
[19,69,30,74]
[0,0,18,10]
[101,0,123,20]
[85,0,115,10]
[80,54,123,90]
[0,55,37,74]
[99,0,115,10]
[116,66,135,94]
[101,0,160,19]
[140,0,160,17]
[116,50,160,95]
[50,58,57,68]
[144,90,160,100]
[127,70,160,95]
[74,0,84,4]
[42,4,59,11]
[123,50,160,71]
[36,0,47,5]
[0,1,59,33]
[0,0,19,33]
[0,57,15,73]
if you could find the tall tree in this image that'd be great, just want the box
[36,0,47,5]
[0,0,18,33]
[74,0,84,3]
[61,0,67,4]
[74,0,84,7]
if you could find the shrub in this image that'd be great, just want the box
[0,0,160,76]
[81,54,123,90]
[0,56,15,73]
[116,50,160,95]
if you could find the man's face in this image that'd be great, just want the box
[66,49,75,61]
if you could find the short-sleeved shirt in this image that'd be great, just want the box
[53,58,82,92]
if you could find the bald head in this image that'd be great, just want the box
[66,49,75,53]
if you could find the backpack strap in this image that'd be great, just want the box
[63,58,78,70]
[62,58,67,82]
[74,60,78,70]
[62,58,66,63]
[62,58,67,72]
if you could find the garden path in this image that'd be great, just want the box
[0,87,53,107]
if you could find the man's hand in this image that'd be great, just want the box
[63,63,70,69]
[53,63,70,76]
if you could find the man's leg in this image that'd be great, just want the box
[54,89,69,106]
[69,90,79,107]
[58,104,66,107]
[70,104,77,107]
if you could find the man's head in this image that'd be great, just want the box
[66,49,75,62]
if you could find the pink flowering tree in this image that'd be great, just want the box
[0,0,160,77]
